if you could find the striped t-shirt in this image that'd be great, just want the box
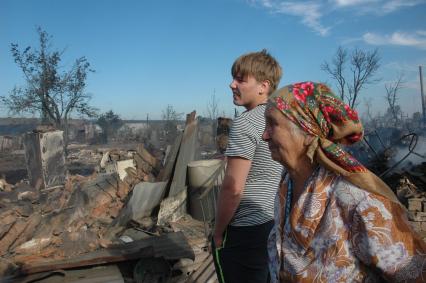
[225,104,284,226]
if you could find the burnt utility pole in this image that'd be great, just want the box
[420,66,425,128]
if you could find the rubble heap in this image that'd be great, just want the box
[390,162,426,240]
[0,143,159,276]
[0,112,213,282]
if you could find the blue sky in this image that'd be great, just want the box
[1,0,425,120]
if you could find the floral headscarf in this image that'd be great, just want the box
[269,82,400,204]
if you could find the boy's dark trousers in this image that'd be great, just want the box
[212,220,274,283]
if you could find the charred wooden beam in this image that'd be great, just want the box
[11,232,194,277]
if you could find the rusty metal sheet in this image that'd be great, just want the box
[115,181,168,226]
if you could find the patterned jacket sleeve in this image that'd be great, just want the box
[350,194,426,282]
[267,189,282,283]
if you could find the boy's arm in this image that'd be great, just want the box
[213,156,251,247]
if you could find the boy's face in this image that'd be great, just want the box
[229,74,263,110]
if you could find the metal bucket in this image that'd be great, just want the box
[187,159,225,221]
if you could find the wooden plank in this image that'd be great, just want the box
[156,132,183,182]
[157,111,199,225]
[0,220,27,256]
[14,232,194,276]
[136,144,159,171]
[10,213,42,251]
[12,264,125,283]
[134,154,153,175]
[168,111,198,197]
[187,255,214,283]
[197,262,216,283]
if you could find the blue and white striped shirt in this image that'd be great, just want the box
[226,104,284,226]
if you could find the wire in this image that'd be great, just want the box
[379,133,421,177]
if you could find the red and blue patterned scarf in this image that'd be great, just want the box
[269,82,400,204]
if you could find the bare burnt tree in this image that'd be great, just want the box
[162,104,183,144]
[206,91,220,121]
[0,27,97,153]
[321,47,347,101]
[363,97,378,131]
[385,74,404,127]
[206,91,221,143]
[348,48,381,108]
[322,47,380,108]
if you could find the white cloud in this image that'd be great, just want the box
[363,31,426,49]
[382,0,426,13]
[331,0,381,7]
[275,2,330,36]
[250,0,274,8]
[248,0,425,36]
[251,1,330,36]
[362,32,388,45]
[330,0,425,14]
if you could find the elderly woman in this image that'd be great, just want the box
[263,82,426,282]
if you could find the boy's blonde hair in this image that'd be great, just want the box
[231,49,282,94]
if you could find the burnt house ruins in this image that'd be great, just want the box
[0,109,425,282]
[0,112,226,282]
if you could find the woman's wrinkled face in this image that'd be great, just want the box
[262,105,307,168]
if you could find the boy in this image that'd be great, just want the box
[213,50,284,283]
